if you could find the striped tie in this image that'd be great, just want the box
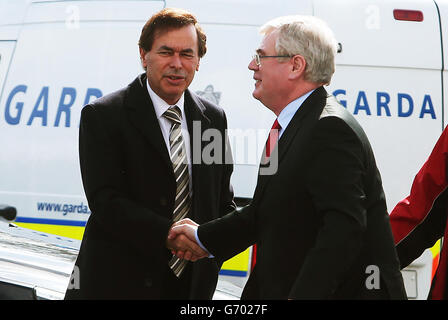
[164,106,191,277]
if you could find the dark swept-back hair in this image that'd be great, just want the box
[138,7,207,58]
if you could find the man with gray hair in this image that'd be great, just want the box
[169,15,407,299]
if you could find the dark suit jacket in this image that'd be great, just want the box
[198,87,407,300]
[65,74,235,299]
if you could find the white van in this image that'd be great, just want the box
[0,0,446,299]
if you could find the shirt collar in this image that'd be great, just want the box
[146,79,185,119]
[277,89,315,134]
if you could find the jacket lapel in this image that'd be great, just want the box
[124,76,214,221]
[184,90,212,222]
[184,89,211,161]
[124,74,172,171]
[252,87,328,204]
[277,86,328,163]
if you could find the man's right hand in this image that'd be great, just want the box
[166,218,208,261]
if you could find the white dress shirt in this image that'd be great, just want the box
[195,89,316,257]
[146,80,193,194]
[276,89,314,138]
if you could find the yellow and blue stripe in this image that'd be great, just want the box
[14,217,250,277]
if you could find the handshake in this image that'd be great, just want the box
[166,218,210,262]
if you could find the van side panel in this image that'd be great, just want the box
[435,0,448,127]
[0,0,314,282]
[315,0,443,211]
[0,1,164,237]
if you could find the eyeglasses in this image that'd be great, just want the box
[252,53,293,66]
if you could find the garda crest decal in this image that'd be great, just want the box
[196,85,221,105]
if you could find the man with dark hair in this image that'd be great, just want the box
[138,8,207,59]
[65,7,235,299]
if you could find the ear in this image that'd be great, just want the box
[196,59,200,71]
[289,55,306,80]
[139,47,148,68]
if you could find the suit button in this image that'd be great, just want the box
[144,277,153,288]
[160,197,167,206]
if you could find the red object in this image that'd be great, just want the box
[393,9,424,22]
[390,127,448,299]
[252,119,282,272]
[251,244,257,271]
[265,119,281,158]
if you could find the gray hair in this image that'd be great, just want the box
[260,15,338,84]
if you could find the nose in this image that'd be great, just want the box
[170,53,183,69]
[248,57,259,71]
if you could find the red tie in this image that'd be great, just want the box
[265,119,281,158]
[251,119,281,272]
